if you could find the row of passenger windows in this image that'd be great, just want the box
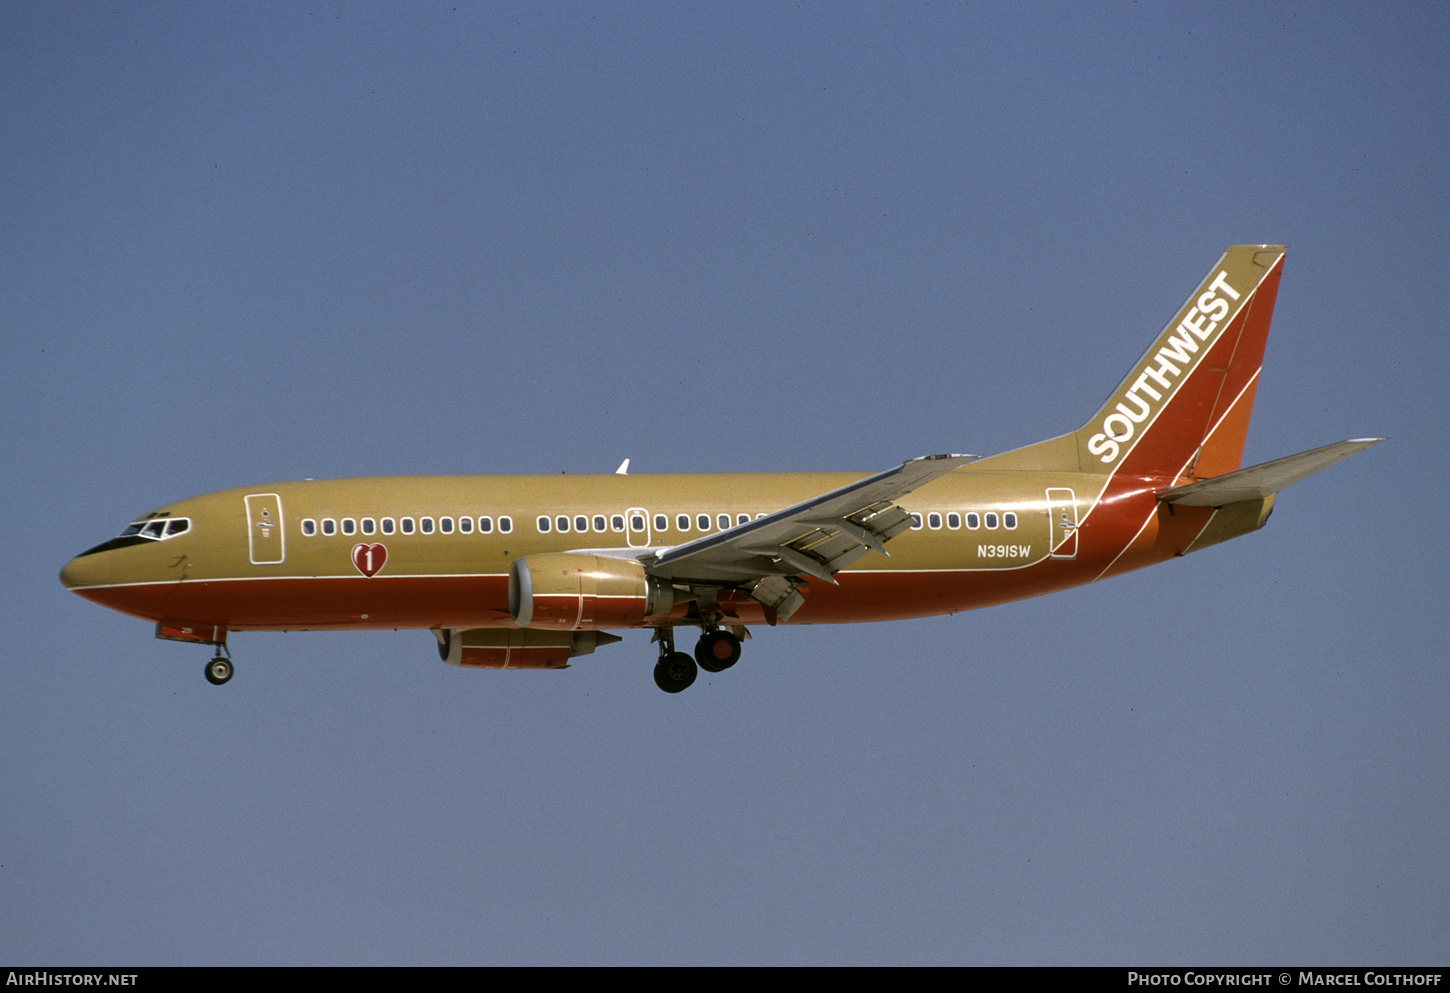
[912,511,1018,531]
[299,508,1019,539]
[301,515,515,537]
[301,512,756,539]
[537,512,758,534]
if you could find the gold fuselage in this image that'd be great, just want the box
[59,461,1267,635]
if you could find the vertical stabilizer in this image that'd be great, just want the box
[1075,245,1285,479]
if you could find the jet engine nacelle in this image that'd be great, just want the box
[509,553,677,630]
[435,627,621,669]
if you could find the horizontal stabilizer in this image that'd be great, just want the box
[1159,439,1383,506]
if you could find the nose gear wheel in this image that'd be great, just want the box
[205,655,233,685]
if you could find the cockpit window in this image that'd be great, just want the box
[118,517,192,541]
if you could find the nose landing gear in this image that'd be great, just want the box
[204,650,233,686]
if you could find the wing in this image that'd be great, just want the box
[642,453,978,620]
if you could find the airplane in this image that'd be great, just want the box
[60,245,1381,693]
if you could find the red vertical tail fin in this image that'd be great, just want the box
[1074,246,1286,480]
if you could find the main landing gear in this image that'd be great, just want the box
[204,647,234,686]
[651,624,744,693]
[695,629,742,672]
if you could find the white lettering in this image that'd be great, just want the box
[1089,269,1243,463]
[1180,308,1214,340]
[1141,360,1175,390]
[1087,433,1119,462]
[1207,269,1241,300]
[978,544,1030,559]
[1150,348,1183,380]
[1183,974,1275,986]
[1158,326,1201,366]
[1130,371,1164,401]
[1103,412,1135,442]
[1197,289,1230,321]
[1116,392,1152,423]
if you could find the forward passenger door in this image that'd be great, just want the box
[244,493,286,565]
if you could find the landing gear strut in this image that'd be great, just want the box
[204,648,233,686]
[651,627,697,693]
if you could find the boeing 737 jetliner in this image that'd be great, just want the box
[61,246,1380,692]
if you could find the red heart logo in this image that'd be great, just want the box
[352,542,387,577]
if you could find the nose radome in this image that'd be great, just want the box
[60,552,107,590]
[60,555,87,590]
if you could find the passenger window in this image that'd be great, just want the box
[985,513,998,529]
[717,514,730,530]
[362,518,376,535]
[342,519,356,535]
[537,516,551,533]
[302,519,317,536]
[478,516,493,533]
[966,513,980,529]
[421,517,434,534]
[910,513,923,530]
[382,518,395,535]
[594,515,607,532]
[322,519,336,536]
[441,517,455,534]
[612,515,625,532]
[677,515,691,531]
[556,516,569,533]
[401,518,415,534]
[947,512,961,530]
[575,516,588,532]
[1004,512,1017,529]
[630,513,645,532]
[697,514,710,531]
[738,514,750,526]
[458,517,472,534]
[928,512,942,530]
[654,514,667,531]
[499,517,513,533]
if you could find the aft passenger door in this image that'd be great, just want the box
[1046,488,1078,559]
[244,493,286,565]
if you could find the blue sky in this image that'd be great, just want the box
[3,1,1447,965]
